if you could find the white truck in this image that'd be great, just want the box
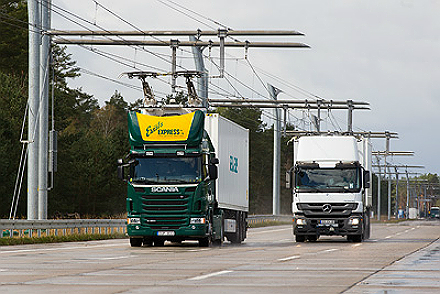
[287,135,372,242]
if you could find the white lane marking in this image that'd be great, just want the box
[0,243,123,254]
[251,228,291,235]
[322,248,339,253]
[188,248,210,252]
[82,256,130,261]
[278,255,300,262]
[188,270,233,281]
[352,243,362,247]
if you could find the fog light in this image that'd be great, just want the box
[127,217,141,225]
[190,217,206,224]
[296,218,307,225]
[349,218,360,225]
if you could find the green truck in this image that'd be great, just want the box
[118,109,249,247]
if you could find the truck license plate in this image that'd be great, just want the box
[157,231,175,236]
[319,220,336,225]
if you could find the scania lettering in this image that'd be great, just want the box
[118,110,249,247]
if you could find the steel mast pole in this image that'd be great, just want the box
[27,0,40,220]
[406,168,410,219]
[189,35,208,108]
[376,157,382,221]
[269,84,281,215]
[38,0,51,220]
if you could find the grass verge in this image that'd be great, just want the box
[0,233,127,246]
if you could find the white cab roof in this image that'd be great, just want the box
[296,136,359,164]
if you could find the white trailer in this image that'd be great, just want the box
[205,113,249,243]
[288,135,372,242]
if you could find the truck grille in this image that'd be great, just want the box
[297,203,358,217]
[141,194,189,229]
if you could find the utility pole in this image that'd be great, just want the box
[38,0,51,220]
[27,0,40,220]
[376,157,382,221]
[268,84,282,215]
[405,168,410,218]
[189,35,208,108]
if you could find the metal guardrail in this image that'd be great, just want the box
[246,215,292,226]
[0,215,292,238]
[0,219,126,238]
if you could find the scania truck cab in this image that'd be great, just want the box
[118,108,249,247]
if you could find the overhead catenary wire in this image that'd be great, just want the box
[50,1,365,131]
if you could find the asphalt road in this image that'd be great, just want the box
[1,220,439,294]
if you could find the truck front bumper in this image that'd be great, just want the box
[127,223,208,241]
[293,216,362,236]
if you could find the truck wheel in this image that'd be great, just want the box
[199,237,211,247]
[153,240,165,246]
[347,235,362,242]
[363,211,371,240]
[143,238,153,246]
[295,235,305,242]
[130,238,143,247]
[307,235,318,242]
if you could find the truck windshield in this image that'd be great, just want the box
[132,156,202,184]
[295,167,361,192]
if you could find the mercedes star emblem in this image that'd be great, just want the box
[322,204,332,213]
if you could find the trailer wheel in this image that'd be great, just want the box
[295,235,305,242]
[130,238,143,247]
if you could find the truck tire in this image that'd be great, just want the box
[143,238,153,246]
[307,235,318,242]
[347,234,362,242]
[153,240,165,246]
[295,235,305,242]
[130,237,143,247]
[199,237,211,247]
[363,211,371,240]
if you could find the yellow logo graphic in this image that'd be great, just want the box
[136,112,195,141]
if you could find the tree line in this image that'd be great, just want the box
[1,1,436,219]
[0,0,293,218]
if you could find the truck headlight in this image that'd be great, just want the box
[127,217,141,225]
[296,218,307,225]
[348,218,360,225]
[190,217,206,224]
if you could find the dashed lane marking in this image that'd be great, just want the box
[278,255,300,262]
[188,270,233,281]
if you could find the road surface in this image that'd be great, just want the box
[1,220,439,293]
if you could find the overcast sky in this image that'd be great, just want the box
[53,0,440,175]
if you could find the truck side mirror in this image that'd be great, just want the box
[286,167,294,189]
[286,171,291,189]
[208,164,218,180]
[117,159,125,181]
[363,170,370,188]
